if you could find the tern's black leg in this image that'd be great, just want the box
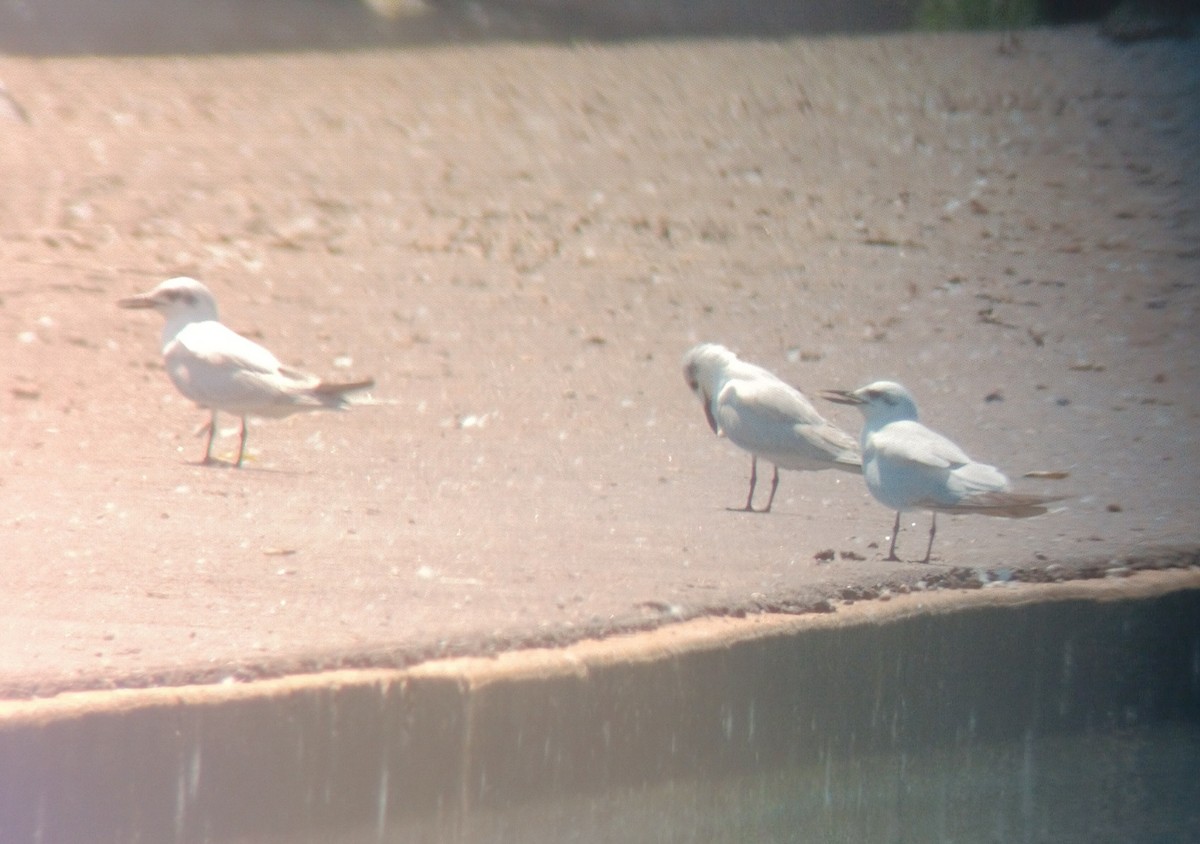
[885,511,902,561]
[761,464,781,513]
[921,513,937,564]
[235,417,248,468]
[201,411,218,465]
[729,455,760,512]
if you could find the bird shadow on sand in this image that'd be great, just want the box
[182,456,311,476]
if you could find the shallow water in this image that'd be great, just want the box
[9,584,1199,844]
[319,723,1200,843]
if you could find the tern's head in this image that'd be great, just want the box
[682,343,739,435]
[681,343,738,397]
[117,277,219,323]
[824,381,919,425]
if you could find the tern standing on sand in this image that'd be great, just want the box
[825,381,1062,563]
[682,343,862,512]
[119,276,374,467]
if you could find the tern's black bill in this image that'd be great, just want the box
[822,390,862,406]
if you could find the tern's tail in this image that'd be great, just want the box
[930,491,1068,518]
[310,377,375,408]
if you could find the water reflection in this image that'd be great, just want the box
[8,583,1199,843]
[319,725,1200,842]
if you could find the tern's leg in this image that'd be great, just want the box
[730,455,760,512]
[921,513,937,564]
[201,411,219,465]
[761,464,781,513]
[885,511,902,561]
[235,417,249,468]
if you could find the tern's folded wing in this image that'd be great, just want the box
[920,491,1065,517]
[718,379,860,465]
[164,322,323,412]
[869,421,973,470]
[172,322,290,377]
[719,378,821,428]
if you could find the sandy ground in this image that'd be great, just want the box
[0,13,1197,699]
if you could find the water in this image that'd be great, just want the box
[310,723,1200,843]
[6,582,1200,844]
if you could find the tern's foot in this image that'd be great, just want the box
[726,505,770,514]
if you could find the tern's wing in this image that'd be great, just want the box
[165,321,319,412]
[717,379,861,469]
[927,491,1065,517]
[869,420,972,470]
[172,321,291,376]
[872,420,1010,500]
